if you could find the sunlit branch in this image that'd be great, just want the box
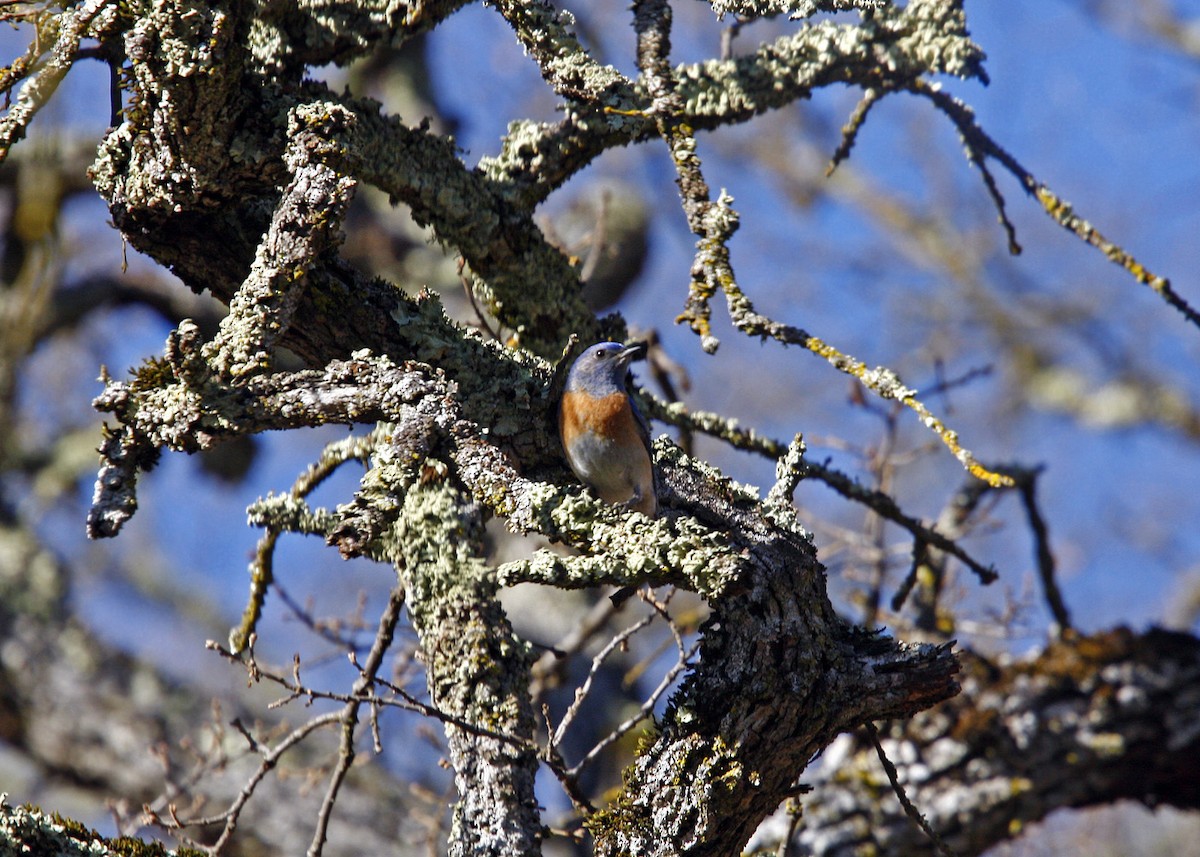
[0,0,114,164]
[826,86,883,177]
[911,78,1200,331]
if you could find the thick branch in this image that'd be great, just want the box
[484,0,985,212]
[87,0,991,374]
[788,628,1200,855]
[587,458,960,856]
[708,1,888,19]
[383,416,541,856]
[205,104,359,379]
[250,0,472,78]
[87,332,965,855]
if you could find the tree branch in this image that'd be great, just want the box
[787,628,1200,855]
[587,458,960,855]
[393,470,542,856]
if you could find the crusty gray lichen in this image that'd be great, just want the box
[708,1,888,21]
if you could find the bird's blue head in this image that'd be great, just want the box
[565,342,647,396]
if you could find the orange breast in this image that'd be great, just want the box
[560,390,635,439]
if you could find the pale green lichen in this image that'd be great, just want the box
[0,794,202,856]
[245,492,339,536]
[678,0,984,124]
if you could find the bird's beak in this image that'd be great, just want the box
[616,342,648,366]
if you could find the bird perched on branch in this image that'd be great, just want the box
[558,342,658,517]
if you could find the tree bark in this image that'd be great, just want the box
[783,628,1200,855]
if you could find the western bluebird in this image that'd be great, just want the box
[558,342,658,517]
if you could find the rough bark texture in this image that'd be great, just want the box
[387,411,543,857]
[80,345,962,855]
[586,457,959,856]
[785,628,1200,855]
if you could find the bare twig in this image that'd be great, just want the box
[567,590,700,779]
[894,474,995,626]
[813,457,998,587]
[206,638,531,750]
[530,592,623,699]
[641,331,695,455]
[645,395,1001,586]
[911,78,1199,330]
[827,86,882,177]
[773,797,806,857]
[307,585,406,857]
[459,258,503,343]
[231,431,379,653]
[183,712,342,853]
[864,721,958,857]
[861,405,901,628]
[1010,466,1071,635]
[549,610,656,751]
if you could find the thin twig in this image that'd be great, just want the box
[207,638,531,750]
[618,588,686,688]
[962,139,1021,254]
[1011,467,1071,634]
[195,712,342,853]
[861,404,901,628]
[891,537,928,617]
[641,330,695,455]
[827,87,882,177]
[773,797,806,857]
[567,590,699,778]
[813,458,998,586]
[911,77,1199,330]
[894,474,995,624]
[307,585,406,857]
[459,258,502,343]
[541,702,596,817]
[644,394,1000,586]
[864,721,958,857]
[568,636,700,778]
[531,592,623,698]
[232,432,378,652]
[550,610,656,750]
[273,580,373,652]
